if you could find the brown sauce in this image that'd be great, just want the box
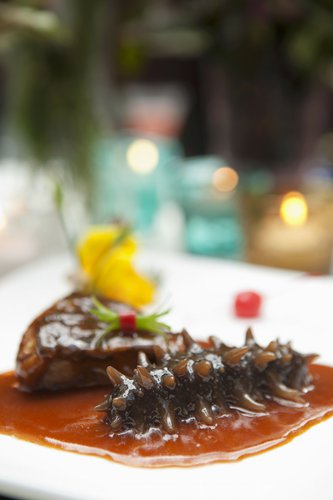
[0,364,333,467]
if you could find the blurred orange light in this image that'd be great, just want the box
[212,167,239,192]
[280,192,308,226]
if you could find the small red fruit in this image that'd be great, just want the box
[119,312,137,334]
[234,291,262,318]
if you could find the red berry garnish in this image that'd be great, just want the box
[119,312,137,334]
[234,291,262,318]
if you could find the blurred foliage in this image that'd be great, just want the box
[0,0,332,180]
[114,0,333,169]
[0,0,110,182]
[118,0,333,85]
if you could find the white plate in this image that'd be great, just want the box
[0,252,333,500]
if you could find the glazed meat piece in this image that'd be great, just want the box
[98,328,317,435]
[16,293,172,391]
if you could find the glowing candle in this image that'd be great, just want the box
[280,192,308,227]
[126,139,159,175]
[251,192,330,272]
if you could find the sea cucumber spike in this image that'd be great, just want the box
[209,336,222,349]
[136,366,154,389]
[194,360,212,378]
[214,399,226,413]
[181,329,195,349]
[106,366,125,386]
[238,393,266,412]
[138,351,150,367]
[113,397,127,410]
[153,345,167,363]
[281,353,293,365]
[94,400,109,412]
[254,351,276,369]
[162,374,176,389]
[110,415,123,431]
[306,354,319,364]
[245,327,255,345]
[220,342,231,353]
[265,340,278,352]
[196,398,214,425]
[269,375,305,404]
[173,359,189,377]
[224,346,249,365]
[160,402,176,433]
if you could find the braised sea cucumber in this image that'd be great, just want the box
[97,328,317,435]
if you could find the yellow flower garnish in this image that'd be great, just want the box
[77,225,155,308]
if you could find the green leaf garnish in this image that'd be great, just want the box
[53,180,75,257]
[90,296,171,347]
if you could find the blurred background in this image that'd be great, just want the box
[1,0,333,276]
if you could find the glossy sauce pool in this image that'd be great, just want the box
[0,364,333,467]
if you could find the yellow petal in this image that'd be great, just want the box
[95,257,154,308]
[77,225,136,276]
[76,225,155,307]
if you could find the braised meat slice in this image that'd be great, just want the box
[16,293,171,391]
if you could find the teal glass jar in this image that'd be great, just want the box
[92,132,183,234]
[173,156,245,258]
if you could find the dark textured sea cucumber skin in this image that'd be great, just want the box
[98,329,315,435]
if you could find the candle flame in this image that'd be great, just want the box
[280,192,308,226]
